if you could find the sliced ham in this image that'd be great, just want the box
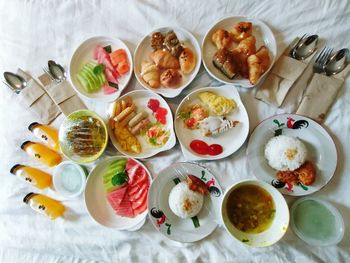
[129,169,149,188]
[131,188,148,210]
[129,183,148,202]
[133,200,148,215]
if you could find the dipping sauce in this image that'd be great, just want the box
[226,185,275,233]
[292,199,344,246]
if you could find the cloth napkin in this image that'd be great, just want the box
[255,38,317,107]
[296,64,350,122]
[38,73,87,116]
[16,69,61,124]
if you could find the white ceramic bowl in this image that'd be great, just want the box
[202,16,277,87]
[107,90,176,159]
[134,27,201,98]
[69,36,133,102]
[221,180,289,247]
[84,156,152,230]
[53,161,87,199]
[174,85,249,161]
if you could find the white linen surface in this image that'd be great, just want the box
[0,0,349,262]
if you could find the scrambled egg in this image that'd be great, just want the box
[198,91,236,116]
[113,122,141,154]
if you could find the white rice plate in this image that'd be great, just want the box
[168,181,204,219]
[264,135,307,171]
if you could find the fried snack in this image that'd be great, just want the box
[235,35,256,56]
[179,47,196,74]
[151,32,164,50]
[119,111,136,127]
[150,50,180,69]
[276,170,299,185]
[160,69,182,88]
[212,48,237,79]
[131,118,150,135]
[114,104,136,122]
[141,61,161,88]
[295,161,316,186]
[231,49,249,78]
[211,29,233,50]
[231,22,253,42]
[187,175,208,195]
[113,122,141,154]
[164,31,184,58]
[247,46,270,85]
[129,111,148,128]
[198,91,236,116]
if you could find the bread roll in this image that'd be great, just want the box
[150,50,180,69]
[160,69,182,88]
[179,47,196,74]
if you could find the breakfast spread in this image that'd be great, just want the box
[211,22,271,84]
[141,30,197,89]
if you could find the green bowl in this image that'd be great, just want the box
[59,110,108,164]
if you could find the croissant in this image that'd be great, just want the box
[235,35,256,56]
[211,29,233,50]
[247,46,271,85]
[141,61,161,88]
[150,50,180,69]
[231,22,253,42]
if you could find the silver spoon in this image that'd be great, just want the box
[324,48,349,76]
[3,72,27,93]
[292,34,319,60]
[47,60,66,82]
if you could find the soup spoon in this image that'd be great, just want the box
[291,35,319,60]
[323,48,349,76]
[3,72,27,93]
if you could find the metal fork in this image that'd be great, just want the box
[42,66,56,82]
[313,47,333,73]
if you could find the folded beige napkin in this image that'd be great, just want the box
[255,38,317,107]
[38,73,87,116]
[16,69,61,124]
[296,64,350,122]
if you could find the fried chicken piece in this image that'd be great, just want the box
[186,175,208,195]
[276,170,299,185]
[231,22,253,42]
[247,46,270,85]
[211,29,234,50]
[295,161,316,186]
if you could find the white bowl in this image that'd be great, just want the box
[53,161,87,199]
[174,85,249,161]
[202,16,277,87]
[221,180,289,247]
[84,156,152,230]
[108,90,176,159]
[69,36,133,102]
[134,27,201,98]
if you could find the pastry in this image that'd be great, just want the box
[211,29,234,50]
[198,91,236,116]
[212,48,237,79]
[247,46,270,85]
[141,61,161,88]
[235,35,256,56]
[160,69,182,88]
[231,22,253,42]
[231,49,249,78]
[151,32,164,50]
[164,31,183,58]
[150,50,180,69]
[179,47,196,74]
[128,111,148,128]
[198,116,239,136]
[131,118,150,135]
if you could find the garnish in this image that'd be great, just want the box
[93,64,105,75]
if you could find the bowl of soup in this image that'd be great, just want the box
[221,180,289,247]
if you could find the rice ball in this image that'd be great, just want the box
[264,135,307,171]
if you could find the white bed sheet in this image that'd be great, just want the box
[0,0,349,262]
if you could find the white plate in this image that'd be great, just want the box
[84,156,152,230]
[108,90,176,159]
[246,114,337,196]
[69,36,133,102]
[148,162,222,243]
[175,85,249,161]
[134,27,201,98]
[202,16,277,87]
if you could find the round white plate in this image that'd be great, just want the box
[148,162,222,243]
[108,90,176,159]
[175,85,249,161]
[84,156,152,230]
[134,27,201,98]
[246,114,337,196]
[202,16,277,87]
[69,36,133,102]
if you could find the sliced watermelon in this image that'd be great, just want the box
[133,200,147,216]
[107,186,128,207]
[129,184,148,202]
[115,196,135,218]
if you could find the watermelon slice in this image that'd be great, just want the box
[115,196,134,218]
[129,183,148,202]
[103,84,117,95]
[133,200,147,216]
[106,186,127,209]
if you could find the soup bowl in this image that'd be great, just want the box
[221,179,289,247]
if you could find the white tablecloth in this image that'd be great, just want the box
[0,0,349,262]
